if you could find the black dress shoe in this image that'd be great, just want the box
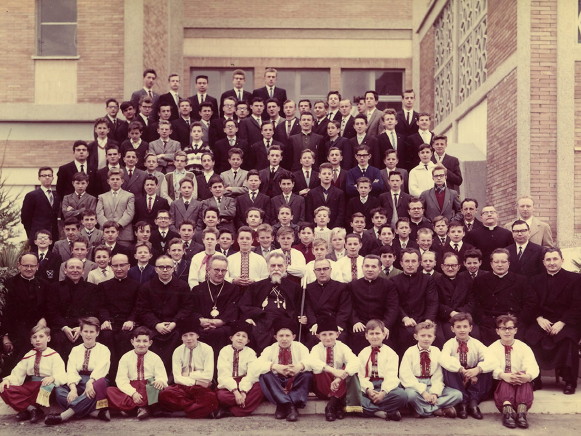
[286,405,299,422]
[516,412,529,429]
[386,411,402,421]
[274,404,288,419]
[503,411,517,429]
[324,403,336,422]
[335,405,345,420]
[29,407,44,424]
[468,405,483,420]
[213,408,233,419]
[44,414,63,426]
[97,409,111,421]
[15,410,31,421]
[564,384,576,395]
[457,403,468,419]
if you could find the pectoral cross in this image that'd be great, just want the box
[274,296,283,309]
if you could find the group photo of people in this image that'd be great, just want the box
[3,67,579,430]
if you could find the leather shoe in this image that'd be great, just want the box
[468,405,483,420]
[457,403,468,419]
[274,404,288,419]
[516,413,528,429]
[442,406,457,418]
[324,403,336,422]
[286,405,299,422]
[44,414,63,426]
[136,407,150,420]
[15,410,31,421]
[213,408,232,419]
[386,411,402,421]
[97,409,111,421]
[564,384,576,395]
[335,403,345,420]
[503,411,517,429]
[29,408,44,424]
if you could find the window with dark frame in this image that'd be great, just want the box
[37,0,77,56]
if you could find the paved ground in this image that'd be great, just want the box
[0,414,579,436]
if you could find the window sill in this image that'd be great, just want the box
[31,56,80,60]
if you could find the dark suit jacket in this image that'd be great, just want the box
[252,87,287,116]
[47,278,99,330]
[274,117,301,146]
[349,135,377,163]
[236,192,272,227]
[434,273,475,322]
[270,193,305,224]
[379,167,409,194]
[345,165,385,197]
[220,89,252,116]
[289,132,324,171]
[195,174,213,201]
[305,279,351,330]
[87,139,118,175]
[21,188,60,242]
[507,242,544,277]
[170,117,193,148]
[292,169,320,194]
[330,167,348,191]
[33,248,62,283]
[237,116,263,148]
[131,89,160,107]
[404,131,434,171]
[104,117,128,144]
[249,139,286,171]
[56,161,96,200]
[119,140,150,170]
[258,167,291,198]
[376,131,406,169]
[122,168,148,197]
[313,117,330,138]
[340,115,356,139]
[321,137,353,169]
[189,94,219,121]
[395,109,419,138]
[134,195,170,226]
[346,196,381,229]
[149,228,179,257]
[463,218,485,234]
[156,92,180,120]
[135,114,158,143]
[305,185,345,228]
[213,137,249,172]
[432,154,463,193]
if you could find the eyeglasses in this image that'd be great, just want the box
[212,268,227,274]
[512,229,528,234]
[498,327,515,332]
[314,267,331,272]
[433,173,446,178]
[155,265,173,271]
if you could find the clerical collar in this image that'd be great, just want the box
[547,269,560,276]
[159,277,172,285]
[493,272,509,278]
[20,275,35,281]
[486,225,497,230]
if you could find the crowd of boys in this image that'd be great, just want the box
[5,68,580,429]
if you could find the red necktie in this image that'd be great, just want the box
[366,346,380,378]
[420,350,431,377]
[457,340,469,369]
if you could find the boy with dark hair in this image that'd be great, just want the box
[62,172,97,220]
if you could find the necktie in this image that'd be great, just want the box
[217,197,222,205]
[47,189,54,206]
[233,170,238,179]
[102,269,107,277]
[229,138,235,146]
[250,191,256,202]
[266,139,270,149]
[285,195,290,204]
[391,193,399,228]
[161,231,166,239]
[504,345,512,373]
[77,193,82,200]
[136,353,145,380]
[366,346,380,378]
[305,171,310,184]
[407,111,411,125]
[237,90,242,101]
[457,340,469,368]
[333,169,338,182]
[80,164,85,174]
[184,200,189,210]
[454,243,459,252]
[187,348,194,374]
[326,346,334,366]
[471,272,476,279]
[184,241,190,250]
[441,237,446,244]
[518,246,523,260]
[384,267,389,275]
[147,196,153,212]
[390,132,397,150]
[424,164,428,170]
[148,90,152,98]
[38,252,45,262]
[269,87,274,98]
[466,223,472,232]
[420,350,431,377]
[286,120,291,137]
[200,94,204,103]
[350,256,358,281]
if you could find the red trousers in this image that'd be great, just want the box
[158,384,218,419]
[216,382,264,417]
[0,381,42,412]
[106,380,147,411]
[312,372,346,400]
[494,380,534,411]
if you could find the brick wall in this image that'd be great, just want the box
[487,70,517,221]
[487,0,517,75]
[0,1,35,103]
[419,27,435,114]
[1,141,74,169]
[182,0,411,22]
[144,0,169,95]
[529,0,557,233]
[76,0,125,103]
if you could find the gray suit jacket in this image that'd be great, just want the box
[169,197,203,232]
[61,192,98,220]
[122,168,147,197]
[161,171,196,203]
[379,167,409,194]
[419,187,461,222]
[96,189,135,242]
[366,108,383,138]
[148,139,181,172]
[221,169,248,197]
[504,216,554,247]
[198,197,236,232]
[130,88,159,107]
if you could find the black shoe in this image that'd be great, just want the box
[386,411,402,421]
[15,410,31,421]
[97,409,111,422]
[533,377,543,391]
[457,403,468,419]
[503,411,517,429]
[324,401,336,422]
[335,406,345,420]
[516,412,529,429]
[274,404,288,420]
[44,414,63,426]
[564,384,576,395]
[213,408,233,419]
[468,405,483,420]
[29,407,44,424]
[286,405,299,422]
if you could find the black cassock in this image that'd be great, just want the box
[239,277,302,352]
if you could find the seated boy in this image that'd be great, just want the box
[215,322,264,418]
[251,318,312,422]
[439,312,494,420]
[358,319,407,421]
[158,318,218,419]
[488,315,539,429]
[0,326,66,423]
[61,172,97,220]
[106,326,168,419]
[399,321,462,418]
[309,317,361,421]
[46,317,111,425]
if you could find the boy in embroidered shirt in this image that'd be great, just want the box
[106,326,168,420]
[158,318,218,419]
[309,317,361,421]
[46,317,111,425]
[399,321,462,418]
[251,318,312,422]
[357,319,407,421]
[439,312,494,420]
[0,326,66,424]
[488,314,539,429]
[215,322,264,418]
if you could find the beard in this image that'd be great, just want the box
[270,271,287,284]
